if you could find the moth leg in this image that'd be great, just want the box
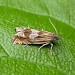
[50,43,53,50]
[38,43,50,51]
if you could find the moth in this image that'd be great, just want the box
[12,18,59,50]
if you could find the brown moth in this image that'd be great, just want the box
[12,28,59,50]
[12,18,59,50]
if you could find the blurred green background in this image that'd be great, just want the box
[0,0,75,75]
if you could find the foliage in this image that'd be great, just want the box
[0,0,75,75]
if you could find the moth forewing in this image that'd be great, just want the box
[12,27,59,50]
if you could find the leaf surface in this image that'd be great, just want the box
[0,0,75,75]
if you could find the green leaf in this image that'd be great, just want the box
[0,0,75,75]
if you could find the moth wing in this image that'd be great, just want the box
[28,31,54,44]
[12,28,58,45]
[12,36,31,44]
[15,28,32,38]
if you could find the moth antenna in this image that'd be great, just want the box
[49,18,58,35]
